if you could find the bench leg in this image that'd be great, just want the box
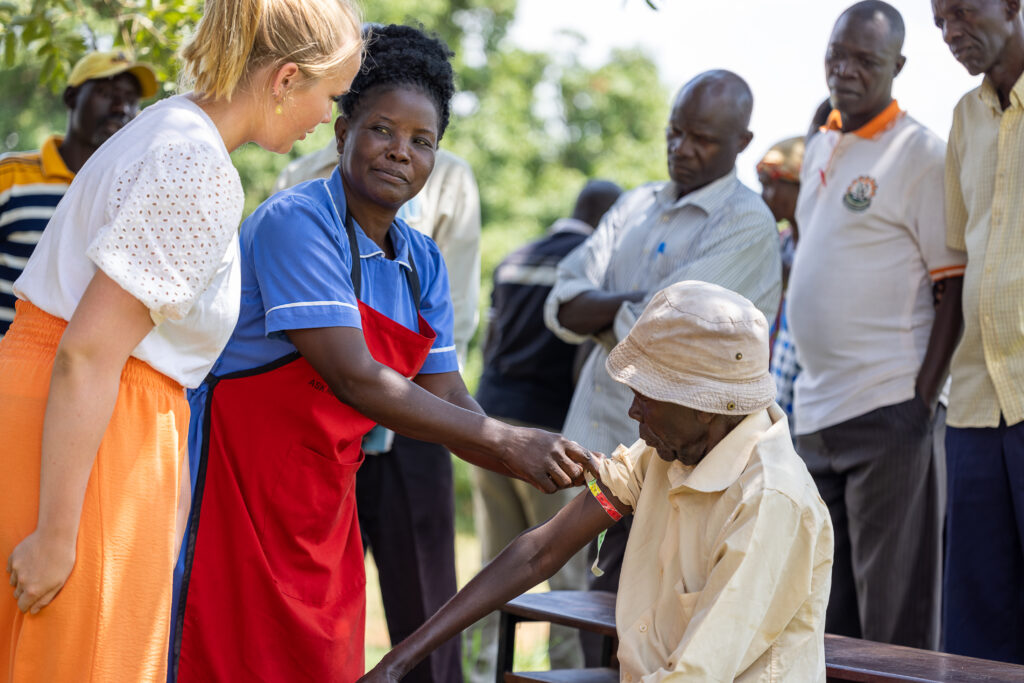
[496,612,521,683]
[600,635,614,667]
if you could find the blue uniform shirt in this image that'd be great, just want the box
[171,170,457,669]
[212,167,457,376]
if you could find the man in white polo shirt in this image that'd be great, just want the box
[787,0,965,649]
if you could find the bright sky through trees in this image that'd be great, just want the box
[510,0,978,186]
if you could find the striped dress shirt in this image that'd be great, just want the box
[545,170,781,456]
[0,135,74,334]
[946,73,1024,428]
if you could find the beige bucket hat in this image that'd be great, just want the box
[606,281,776,415]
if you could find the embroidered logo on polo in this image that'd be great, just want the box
[842,175,878,212]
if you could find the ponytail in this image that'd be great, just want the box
[181,0,265,101]
[181,0,362,102]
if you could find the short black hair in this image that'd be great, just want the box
[841,1,906,52]
[338,24,455,140]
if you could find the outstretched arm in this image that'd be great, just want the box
[359,483,630,681]
[289,326,597,492]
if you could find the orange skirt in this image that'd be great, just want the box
[0,300,187,682]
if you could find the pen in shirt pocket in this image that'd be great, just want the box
[653,241,666,259]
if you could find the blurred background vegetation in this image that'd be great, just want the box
[1,0,667,668]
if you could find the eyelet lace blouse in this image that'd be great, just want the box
[14,95,244,387]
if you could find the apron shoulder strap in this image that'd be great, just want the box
[403,239,421,313]
[344,209,422,313]
[344,210,362,299]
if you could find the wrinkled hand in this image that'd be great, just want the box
[503,426,601,493]
[7,530,76,614]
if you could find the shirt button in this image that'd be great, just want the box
[639,623,648,633]
[660,215,669,223]
[592,421,599,428]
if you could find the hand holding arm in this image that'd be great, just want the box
[7,270,154,614]
[289,326,598,491]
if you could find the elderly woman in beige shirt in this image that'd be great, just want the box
[361,280,834,682]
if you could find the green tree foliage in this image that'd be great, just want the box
[0,0,667,531]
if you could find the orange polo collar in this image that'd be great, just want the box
[40,135,75,181]
[823,99,903,139]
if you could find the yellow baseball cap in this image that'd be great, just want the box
[67,50,158,99]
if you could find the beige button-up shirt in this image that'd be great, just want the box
[945,73,1024,428]
[598,405,833,682]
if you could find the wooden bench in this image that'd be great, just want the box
[497,591,1024,683]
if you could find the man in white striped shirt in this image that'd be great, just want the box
[543,71,781,654]
[0,51,155,334]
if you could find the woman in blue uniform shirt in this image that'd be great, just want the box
[170,25,596,682]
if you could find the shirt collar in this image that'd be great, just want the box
[979,70,1024,113]
[657,168,739,215]
[823,99,903,140]
[667,408,774,493]
[40,135,74,181]
[327,166,413,271]
[548,217,594,236]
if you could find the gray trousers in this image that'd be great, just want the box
[795,396,942,650]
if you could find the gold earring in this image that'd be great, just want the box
[275,104,283,115]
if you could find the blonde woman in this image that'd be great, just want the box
[0,1,362,680]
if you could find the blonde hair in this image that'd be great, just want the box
[181,0,363,101]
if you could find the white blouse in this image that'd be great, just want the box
[15,95,243,388]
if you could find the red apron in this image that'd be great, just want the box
[175,207,435,682]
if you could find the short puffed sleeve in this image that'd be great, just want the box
[86,141,243,323]
[597,439,653,512]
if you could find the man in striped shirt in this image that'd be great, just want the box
[0,50,155,334]
[543,70,781,660]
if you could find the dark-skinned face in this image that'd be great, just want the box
[66,73,142,148]
[825,12,904,125]
[628,390,711,467]
[665,91,750,196]
[933,0,1019,75]
[758,173,800,225]
[335,86,439,211]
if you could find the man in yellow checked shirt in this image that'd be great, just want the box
[361,280,835,682]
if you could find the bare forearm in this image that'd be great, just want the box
[557,290,645,336]
[329,362,501,455]
[35,351,122,541]
[916,277,963,406]
[386,533,552,674]
[367,493,617,681]
[288,326,597,491]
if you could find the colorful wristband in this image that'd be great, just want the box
[587,475,623,522]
